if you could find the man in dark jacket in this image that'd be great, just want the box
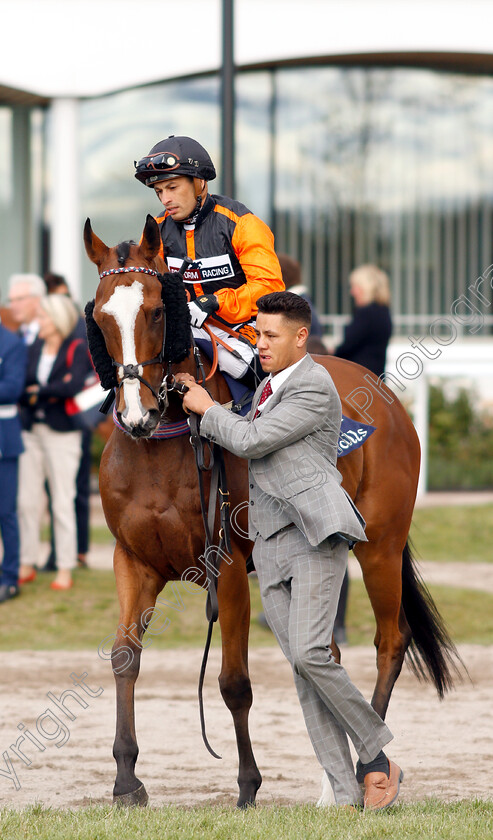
[0,320,27,601]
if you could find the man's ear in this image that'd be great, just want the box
[296,325,309,346]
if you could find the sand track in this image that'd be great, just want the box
[0,643,489,809]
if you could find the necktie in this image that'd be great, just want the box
[253,379,273,419]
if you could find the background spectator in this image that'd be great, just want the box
[8,273,46,345]
[277,254,325,352]
[0,317,27,602]
[18,294,88,591]
[41,272,92,572]
[333,264,392,376]
[43,272,70,296]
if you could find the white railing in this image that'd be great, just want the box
[320,314,493,347]
[317,317,493,495]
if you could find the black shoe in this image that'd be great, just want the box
[0,584,20,603]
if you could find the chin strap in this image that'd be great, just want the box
[182,195,203,225]
[183,181,207,224]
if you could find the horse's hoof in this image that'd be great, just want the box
[113,784,149,808]
[237,798,256,809]
[236,778,261,808]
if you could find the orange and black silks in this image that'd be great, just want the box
[154,194,284,345]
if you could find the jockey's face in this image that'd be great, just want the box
[255,312,308,376]
[153,176,206,221]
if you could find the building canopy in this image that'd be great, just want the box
[1,0,493,98]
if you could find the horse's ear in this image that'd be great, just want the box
[139,214,162,261]
[84,218,109,266]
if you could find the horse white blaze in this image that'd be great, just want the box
[101,280,148,425]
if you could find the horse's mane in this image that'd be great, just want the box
[84,242,191,391]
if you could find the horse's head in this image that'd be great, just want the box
[84,215,190,439]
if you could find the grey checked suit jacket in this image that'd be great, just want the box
[200,353,367,547]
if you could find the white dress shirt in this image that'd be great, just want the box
[255,355,307,415]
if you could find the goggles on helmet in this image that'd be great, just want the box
[134,151,181,180]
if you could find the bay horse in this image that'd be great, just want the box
[84,215,459,808]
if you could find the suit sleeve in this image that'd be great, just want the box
[200,376,339,460]
[0,337,27,404]
[214,214,284,324]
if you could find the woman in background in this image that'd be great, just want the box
[18,294,88,591]
[334,264,392,377]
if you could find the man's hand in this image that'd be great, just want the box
[188,294,219,328]
[175,373,216,416]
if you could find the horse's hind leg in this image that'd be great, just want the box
[354,539,412,720]
[216,553,262,807]
[111,543,161,806]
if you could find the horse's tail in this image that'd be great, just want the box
[401,539,464,697]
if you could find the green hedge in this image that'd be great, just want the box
[428,384,493,489]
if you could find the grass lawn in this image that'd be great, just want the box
[2,568,492,651]
[410,504,493,563]
[11,502,490,653]
[0,800,492,840]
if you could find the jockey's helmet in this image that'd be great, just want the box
[134,136,216,187]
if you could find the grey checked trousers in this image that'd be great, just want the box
[253,525,393,805]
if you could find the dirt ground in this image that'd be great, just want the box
[1,492,490,810]
[0,642,490,810]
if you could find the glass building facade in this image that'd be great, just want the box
[0,104,45,292]
[3,60,493,337]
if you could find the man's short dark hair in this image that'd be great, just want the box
[257,291,311,329]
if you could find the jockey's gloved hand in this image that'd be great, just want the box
[188,294,219,328]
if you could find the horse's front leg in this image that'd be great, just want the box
[216,549,262,807]
[111,542,162,806]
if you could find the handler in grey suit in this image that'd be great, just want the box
[177,291,402,810]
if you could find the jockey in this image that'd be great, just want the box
[134,135,284,384]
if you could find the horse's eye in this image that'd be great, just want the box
[153,307,163,322]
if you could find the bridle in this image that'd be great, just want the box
[98,265,221,415]
[99,265,170,410]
